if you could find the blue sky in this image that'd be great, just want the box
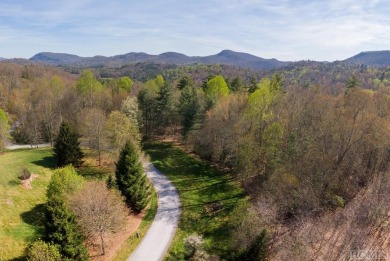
[0,0,389,61]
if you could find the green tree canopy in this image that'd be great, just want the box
[121,96,140,126]
[46,165,85,198]
[76,70,104,94]
[179,85,200,136]
[45,166,88,260]
[26,240,62,261]
[156,82,175,129]
[106,110,141,154]
[76,70,104,107]
[117,76,134,92]
[230,76,244,92]
[205,75,230,106]
[53,122,84,167]
[346,75,360,90]
[177,75,194,90]
[115,141,150,213]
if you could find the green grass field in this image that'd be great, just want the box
[0,148,55,260]
[144,142,247,259]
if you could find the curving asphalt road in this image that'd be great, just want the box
[128,164,181,261]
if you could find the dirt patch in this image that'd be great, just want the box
[4,199,13,205]
[21,174,38,189]
[88,210,145,261]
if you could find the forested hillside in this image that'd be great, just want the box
[1,60,390,260]
[130,63,390,260]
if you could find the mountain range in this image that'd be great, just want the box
[29,50,288,69]
[3,50,390,70]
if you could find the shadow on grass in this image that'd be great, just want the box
[144,141,248,256]
[20,203,46,228]
[8,179,20,186]
[32,156,56,169]
[77,166,109,180]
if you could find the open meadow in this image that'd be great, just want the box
[0,148,54,260]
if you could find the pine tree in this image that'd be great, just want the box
[53,122,84,167]
[45,195,88,260]
[45,166,88,260]
[179,86,200,136]
[115,141,149,213]
[156,82,175,130]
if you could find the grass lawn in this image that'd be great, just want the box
[0,148,55,260]
[144,142,248,259]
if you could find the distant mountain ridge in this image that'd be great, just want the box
[0,57,6,61]
[29,50,288,70]
[344,51,390,66]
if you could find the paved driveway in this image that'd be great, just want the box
[128,164,181,261]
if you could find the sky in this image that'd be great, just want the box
[0,0,389,61]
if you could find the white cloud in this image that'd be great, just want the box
[0,0,389,60]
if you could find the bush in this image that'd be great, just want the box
[26,240,61,261]
[19,168,31,180]
[184,234,206,259]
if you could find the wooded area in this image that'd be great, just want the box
[1,61,390,260]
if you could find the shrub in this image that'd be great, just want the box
[26,240,61,261]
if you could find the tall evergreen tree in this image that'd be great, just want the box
[53,122,84,167]
[179,86,200,136]
[230,77,244,92]
[156,82,175,130]
[45,166,88,260]
[115,141,149,213]
[45,195,88,260]
[177,75,194,90]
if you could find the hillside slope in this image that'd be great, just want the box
[269,172,390,260]
[345,51,390,66]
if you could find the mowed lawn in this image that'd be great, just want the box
[0,148,54,260]
[144,142,247,259]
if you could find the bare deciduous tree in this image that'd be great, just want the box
[69,181,128,256]
[78,108,107,166]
